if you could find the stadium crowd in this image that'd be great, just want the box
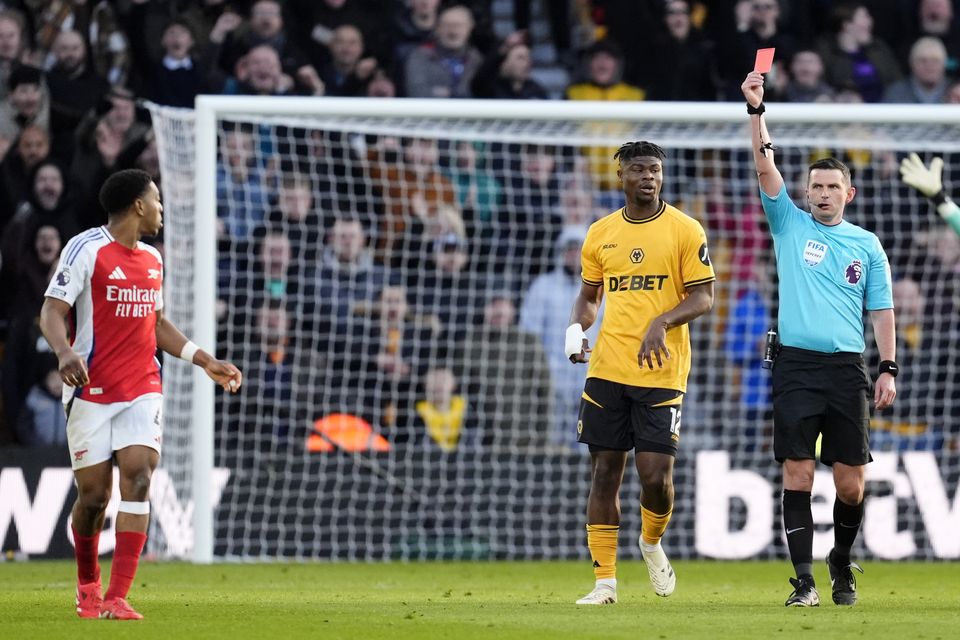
[1,0,959,452]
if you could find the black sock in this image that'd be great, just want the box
[832,495,864,565]
[783,489,814,580]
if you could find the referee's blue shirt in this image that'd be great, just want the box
[761,184,893,354]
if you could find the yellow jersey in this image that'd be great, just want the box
[581,202,715,391]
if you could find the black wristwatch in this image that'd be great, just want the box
[878,360,899,378]
[746,102,765,115]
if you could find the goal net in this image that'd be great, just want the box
[148,99,960,562]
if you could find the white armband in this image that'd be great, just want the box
[179,340,199,364]
[564,323,588,359]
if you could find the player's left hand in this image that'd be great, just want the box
[639,320,671,370]
[204,360,243,393]
[874,373,896,410]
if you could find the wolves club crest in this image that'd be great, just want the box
[844,260,863,285]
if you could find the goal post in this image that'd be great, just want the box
[147,97,960,563]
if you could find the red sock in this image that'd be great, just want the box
[72,524,101,584]
[105,531,147,601]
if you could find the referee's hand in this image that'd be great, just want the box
[874,373,896,410]
[639,319,671,370]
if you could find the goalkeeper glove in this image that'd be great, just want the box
[899,152,943,198]
[565,323,588,362]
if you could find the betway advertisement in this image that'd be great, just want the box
[1,447,956,560]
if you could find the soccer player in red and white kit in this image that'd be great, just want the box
[40,169,243,620]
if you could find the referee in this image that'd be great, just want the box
[741,72,897,608]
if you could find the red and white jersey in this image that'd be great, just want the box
[45,226,164,404]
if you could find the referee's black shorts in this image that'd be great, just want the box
[772,346,872,467]
[577,377,683,456]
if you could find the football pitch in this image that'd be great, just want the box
[1,560,958,639]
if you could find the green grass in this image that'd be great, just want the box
[1,560,958,639]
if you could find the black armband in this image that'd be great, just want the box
[930,189,948,207]
[878,360,899,378]
[747,102,765,115]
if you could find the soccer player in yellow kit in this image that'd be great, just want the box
[566,141,715,604]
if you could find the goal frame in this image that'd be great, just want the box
[189,96,960,563]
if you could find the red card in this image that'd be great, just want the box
[754,48,775,73]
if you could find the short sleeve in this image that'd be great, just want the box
[681,219,716,288]
[44,237,92,306]
[865,236,893,311]
[760,183,801,236]
[580,223,603,286]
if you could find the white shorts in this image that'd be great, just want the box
[66,393,163,470]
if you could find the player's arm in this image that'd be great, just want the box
[39,297,89,388]
[565,281,603,364]
[869,308,896,410]
[741,71,784,198]
[899,153,960,237]
[638,281,715,370]
[155,309,243,393]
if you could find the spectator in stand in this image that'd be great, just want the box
[337,284,440,441]
[0,160,77,313]
[0,65,49,143]
[0,124,49,227]
[907,0,960,74]
[1,160,76,249]
[288,0,390,74]
[565,40,643,196]
[946,78,960,101]
[44,30,110,142]
[393,0,439,68]
[219,0,323,95]
[444,140,502,230]
[499,143,563,282]
[461,292,550,448]
[319,24,378,97]
[715,0,797,101]
[316,216,387,330]
[414,228,487,341]
[411,365,470,451]
[519,227,601,447]
[783,49,834,102]
[404,4,482,98]
[0,9,27,102]
[216,126,271,242]
[236,299,324,441]
[634,0,717,101]
[366,135,456,265]
[69,87,153,228]
[884,37,953,103]
[225,43,305,95]
[366,67,397,96]
[133,17,224,107]
[31,0,130,86]
[268,171,323,255]
[0,65,50,143]
[817,2,902,102]
[471,30,547,100]
[1,222,60,319]
[15,352,65,447]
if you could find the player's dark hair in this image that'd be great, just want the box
[99,169,153,216]
[613,141,666,164]
[808,157,852,185]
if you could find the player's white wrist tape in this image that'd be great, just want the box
[118,501,150,515]
[179,340,199,363]
[564,323,587,359]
